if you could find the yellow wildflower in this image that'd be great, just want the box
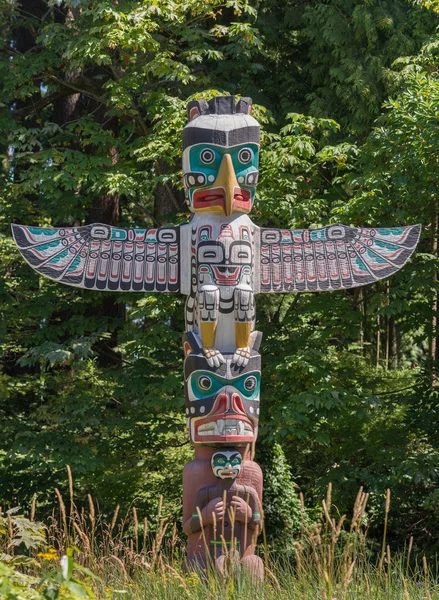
[37,547,58,561]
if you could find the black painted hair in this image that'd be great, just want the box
[186,96,252,121]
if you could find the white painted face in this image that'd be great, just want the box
[211,449,242,479]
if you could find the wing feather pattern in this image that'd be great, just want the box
[258,224,421,293]
[12,223,180,293]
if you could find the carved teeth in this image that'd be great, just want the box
[198,423,215,432]
[197,419,252,437]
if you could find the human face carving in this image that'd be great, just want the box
[211,450,242,479]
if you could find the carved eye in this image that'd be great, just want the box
[217,458,225,465]
[238,148,252,164]
[232,458,240,465]
[201,149,215,164]
[244,376,257,391]
[198,376,212,390]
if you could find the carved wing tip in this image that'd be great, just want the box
[11,223,21,242]
[413,223,422,243]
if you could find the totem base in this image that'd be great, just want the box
[183,447,264,581]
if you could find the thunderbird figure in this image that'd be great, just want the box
[12,96,420,372]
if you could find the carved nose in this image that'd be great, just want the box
[232,393,246,415]
[211,393,229,416]
[210,390,246,416]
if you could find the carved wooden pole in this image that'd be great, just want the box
[12,95,421,580]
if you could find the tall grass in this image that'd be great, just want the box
[1,467,438,599]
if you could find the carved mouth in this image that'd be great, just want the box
[198,419,253,436]
[194,416,254,442]
[217,469,239,478]
[211,266,241,285]
[193,187,251,213]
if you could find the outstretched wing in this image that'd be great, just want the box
[258,223,421,293]
[12,223,180,292]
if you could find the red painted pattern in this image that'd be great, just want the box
[211,266,241,285]
[193,187,251,213]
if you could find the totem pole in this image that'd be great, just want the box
[12,96,420,579]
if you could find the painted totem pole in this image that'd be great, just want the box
[12,96,420,579]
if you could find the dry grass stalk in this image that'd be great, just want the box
[379,488,391,573]
[265,565,282,591]
[133,507,139,553]
[365,572,371,596]
[170,520,177,561]
[110,504,120,533]
[30,493,36,522]
[73,522,91,554]
[66,465,74,506]
[54,487,68,543]
[143,516,148,552]
[7,512,14,555]
[88,494,95,524]
[87,494,96,554]
[321,499,334,532]
[166,564,191,595]
[196,505,210,565]
[157,495,163,523]
[341,559,355,594]
[407,535,413,572]
[423,556,432,600]
[401,573,410,600]
[293,541,304,575]
[104,554,128,582]
[326,482,332,515]
[151,517,169,570]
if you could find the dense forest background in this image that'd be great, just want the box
[1,0,439,559]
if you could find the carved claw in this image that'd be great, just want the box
[232,347,251,367]
[202,347,226,368]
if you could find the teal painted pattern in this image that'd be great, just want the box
[189,370,260,401]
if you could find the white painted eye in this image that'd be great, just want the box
[244,376,257,391]
[188,175,196,186]
[238,148,252,164]
[198,376,212,390]
[201,149,215,164]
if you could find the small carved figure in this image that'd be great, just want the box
[183,448,264,580]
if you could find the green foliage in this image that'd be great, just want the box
[257,441,309,556]
[301,0,437,135]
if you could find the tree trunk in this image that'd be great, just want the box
[376,313,380,369]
